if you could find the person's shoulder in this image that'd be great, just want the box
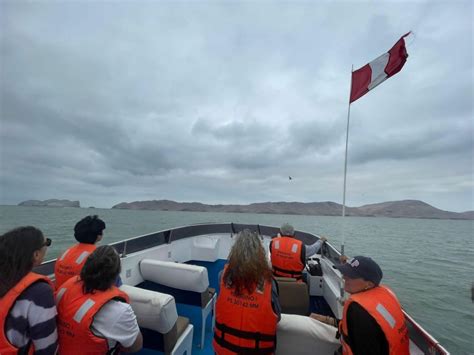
[348,300,367,314]
[20,280,55,307]
[22,280,54,296]
[100,299,134,318]
[103,298,131,310]
[103,300,138,328]
[347,301,378,325]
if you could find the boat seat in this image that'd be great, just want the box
[275,277,310,316]
[120,284,193,355]
[276,314,340,354]
[139,259,217,348]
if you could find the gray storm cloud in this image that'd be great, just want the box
[0,1,472,212]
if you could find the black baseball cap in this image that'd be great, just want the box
[334,256,383,285]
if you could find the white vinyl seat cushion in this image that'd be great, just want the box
[276,314,340,355]
[140,259,209,293]
[120,284,178,334]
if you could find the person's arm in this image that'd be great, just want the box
[271,279,281,321]
[305,237,327,258]
[309,313,338,327]
[305,240,322,258]
[91,301,142,353]
[26,282,58,355]
[346,302,388,355]
[121,331,143,353]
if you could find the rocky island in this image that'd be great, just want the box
[18,199,80,208]
[112,199,473,220]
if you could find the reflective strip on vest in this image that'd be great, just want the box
[291,243,298,253]
[59,248,70,261]
[56,287,67,305]
[274,240,280,249]
[376,303,396,329]
[73,299,95,323]
[75,251,90,264]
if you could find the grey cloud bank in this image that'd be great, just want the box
[0,1,472,212]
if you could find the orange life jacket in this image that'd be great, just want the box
[213,266,278,355]
[54,243,96,289]
[270,236,305,280]
[339,285,410,355]
[0,272,54,355]
[56,276,129,355]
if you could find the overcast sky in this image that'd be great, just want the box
[1,1,472,212]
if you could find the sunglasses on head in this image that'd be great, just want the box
[43,238,52,247]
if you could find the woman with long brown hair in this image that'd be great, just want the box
[213,229,281,355]
[0,226,58,354]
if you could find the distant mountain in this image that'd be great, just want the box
[18,199,80,208]
[112,199,473,220]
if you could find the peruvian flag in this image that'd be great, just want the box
[350,32,411,103]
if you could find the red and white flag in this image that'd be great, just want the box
[350,32,411,103]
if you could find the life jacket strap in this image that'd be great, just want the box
[272,265,303,280]
[214,321,276,353]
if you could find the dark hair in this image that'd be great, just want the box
[224,229,272,296]
[80,245,121,294]
[0,226,45,297]
[74,215,106,244]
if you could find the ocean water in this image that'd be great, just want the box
[0,206,472,354]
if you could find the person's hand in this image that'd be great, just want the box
[339,255,349,264]
[310,313,337,326]
[309,313,326,322]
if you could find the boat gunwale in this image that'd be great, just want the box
[35,222,340,274]
[33,222,449,354]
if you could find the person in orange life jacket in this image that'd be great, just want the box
[0,226,58,355]
[311,256,409,355]
[269,223,327,281]
[56,245,143,354]
[214,229,281,355]
[54,215,121,289]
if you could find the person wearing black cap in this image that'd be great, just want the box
[311,256,409,355]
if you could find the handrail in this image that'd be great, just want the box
[404,311,450,355]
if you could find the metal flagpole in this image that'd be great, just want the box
[341,65,354,257]
[338,65,354,305]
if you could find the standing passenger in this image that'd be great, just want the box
[54,215,105,288]
[0,226,58,355]
[56,245,142,354]
[213,229,280,355]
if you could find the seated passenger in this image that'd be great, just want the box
[54,215,106,288]
[0,226,58,355]
[311,256,409,355]
[214,229,281,355]
[56,245,142,354]
[270,223,326,281]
